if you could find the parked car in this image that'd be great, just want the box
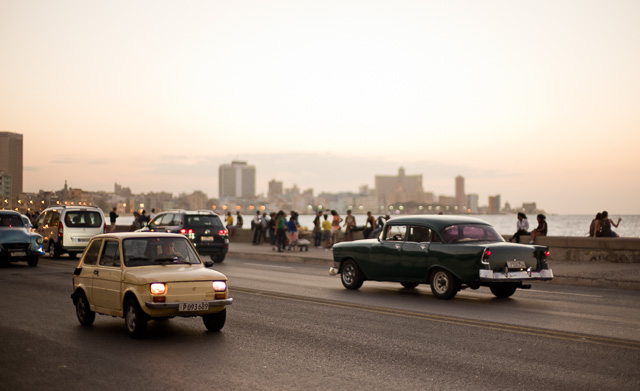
[329,215,553,299]
[34,206,106,258]
[0,210,44,266]
[71,232,233,338]
[140,210,229,263]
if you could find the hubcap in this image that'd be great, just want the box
[126,305,136,331]
[434,272,449,294]
[343,265,354,284]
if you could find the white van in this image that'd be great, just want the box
[34,206,106,258]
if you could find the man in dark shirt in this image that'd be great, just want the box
[109,207,119,232]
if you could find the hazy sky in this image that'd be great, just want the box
[1,0,639,214]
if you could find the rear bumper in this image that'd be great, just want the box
[479,269,553,282]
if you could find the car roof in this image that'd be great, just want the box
[91,232,188,240]
[0,210,21,216]
[385,215,492,231]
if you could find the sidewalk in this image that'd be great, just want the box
[227,242,640,291]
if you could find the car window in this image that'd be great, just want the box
[63,211,102,228]
[123,237,201,266]
[158,214,175,226]
[383,225,407,241]
[170,214,183,226]
[83,240,103,266]
[407,226,432,243]
[441,224,504,243]
[0,214,23,227]
[186,215,224,228]
[99,240,121,267]
[149,215,164,228]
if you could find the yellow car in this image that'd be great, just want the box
[71,232,232,338]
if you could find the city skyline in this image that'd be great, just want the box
[2,1,639,214]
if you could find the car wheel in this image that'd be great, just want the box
[401,282,419,289]
[430,269,460,300]
[340,259,364,290]
[48,242,60,259]
[490,284,518,298]
[75,292,95,326]
[27,256,39,267]
[213,254,226,263]
[125,298,148,338]
[202,308,227,332]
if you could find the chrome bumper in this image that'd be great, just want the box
[479,269,553,282]
[145,298,233,309]
[329,267,339,276]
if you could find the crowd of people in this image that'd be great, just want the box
[509,210,623,243]
[223,209,391,252]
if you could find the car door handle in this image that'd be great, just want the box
[420,245,428,250]
[395,244,402,250]
[93,270,99,276]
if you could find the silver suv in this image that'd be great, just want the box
[34,206,106,258]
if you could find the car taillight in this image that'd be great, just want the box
[180,229,193,234]
[58,222,63,238]
[481,248,491,264]
[219,229,228,236]
[104,223,107,233]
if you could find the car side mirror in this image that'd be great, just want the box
[204,260,214,267]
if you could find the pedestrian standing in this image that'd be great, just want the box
[312,210,323,248]
[276,210,287,252]
[321,214,332,248]
[109,207,119,232]
[362,211,375,239]
[252,211,263,245]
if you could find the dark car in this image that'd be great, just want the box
[0,210,45,266]
[329,215,553,299]
[141,210,229,262]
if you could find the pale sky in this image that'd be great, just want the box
[1,0,639,214]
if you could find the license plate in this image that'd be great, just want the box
[201,236,213,242]
[507,260,526,269]
[179,302,209,312]
[77,238,89,242]
[10,251,27,257]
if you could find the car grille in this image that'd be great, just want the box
[1,243,29,251]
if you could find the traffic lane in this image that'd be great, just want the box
[1,262,639,390]
[218,257,640,342]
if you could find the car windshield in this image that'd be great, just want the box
[440,224,504,243]
[0,214,24,227]
[64,211,102,228]
[122,237,201,266]
[186,215,224,228]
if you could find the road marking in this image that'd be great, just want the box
[243,263,294,269]
[525,289,603,298]
[232,286,640,351]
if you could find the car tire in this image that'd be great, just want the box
[125,298,148,338]
[75,291,95,326]
[48,242,60,259]
[489,284,518,299]
[401,282,419,289]
[430,269,460,300]
[213,254,226,263]
[27,256,39,267]
[203,308,226,332]
[340,259,364,290]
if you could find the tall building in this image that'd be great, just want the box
[219,161,256,199]
[455,175,465,212]
[268,179,283,199]
[0,132,23,208]
[375,167,425,206]
[488,195,501,214]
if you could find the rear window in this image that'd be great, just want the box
[186,215,223,228]
[64,211,103,228]
[440,224,504,243]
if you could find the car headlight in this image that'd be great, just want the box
[36,236,43,245]
[150,283,167,295]
[212,281,227,292]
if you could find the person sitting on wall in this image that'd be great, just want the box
[509,212,529,243]
[529,214,547,244]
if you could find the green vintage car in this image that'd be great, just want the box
[329,215,553,299]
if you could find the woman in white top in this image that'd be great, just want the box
[509,212,530,243]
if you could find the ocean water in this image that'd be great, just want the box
[115,213,640,238]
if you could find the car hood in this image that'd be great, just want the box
[0,228,39,243]
[123,265,228,284]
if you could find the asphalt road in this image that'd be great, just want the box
[1,256,639,391]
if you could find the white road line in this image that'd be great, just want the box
[244,263,294,269]
[525,289,603,298]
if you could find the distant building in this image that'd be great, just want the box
[466,193,479,214]
[455,175,465,212]
[0,173,11,208]
[488,195,501,214]
[219,161,256,199]
[268,179,283,199]
[375,167,425,206]
[0,132,23,207]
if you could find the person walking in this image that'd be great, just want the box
[109,207,119,232]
